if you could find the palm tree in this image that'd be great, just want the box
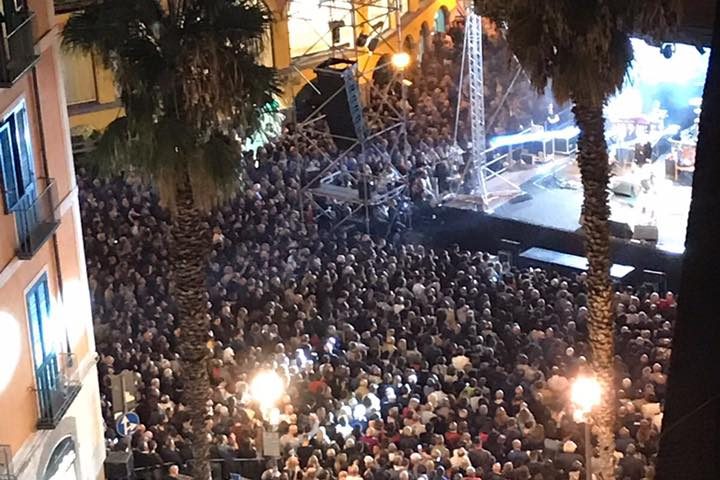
[62,1,279,477]
[657,2,720,479]
[477,1,678,478]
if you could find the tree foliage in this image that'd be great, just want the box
[477,0,680,106]
[63,0,281,210]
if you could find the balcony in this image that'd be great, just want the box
[0,9,38,87]
[54,0,98,14]
[36,352,81,430]
[15,177,60,260]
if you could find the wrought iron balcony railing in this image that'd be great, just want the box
[15,177,60,260]
[54,0,98,14]
[36,352,81,430]
[0,9,38,87]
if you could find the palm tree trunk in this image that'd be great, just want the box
[175,167,212,480]
[573,100,616,480]
[657,2,720,478]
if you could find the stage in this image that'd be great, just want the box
[488,153,691,254]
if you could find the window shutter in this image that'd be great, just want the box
[27,282,45,364]
[0,122,19,212]
[14,106,35,196]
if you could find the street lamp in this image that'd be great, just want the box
[391,52,411,71]
[571,376,602,480]
[250,369,285,413]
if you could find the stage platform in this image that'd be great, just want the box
[412,204,683,291]
[519,247,635,280]
[455,154,690,254]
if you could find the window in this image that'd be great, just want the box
[59,50,98,106]
[27,273,54,371]
[43,437,78,480]
[0,101,35,213]
[288,0,355,58]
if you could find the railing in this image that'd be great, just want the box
[15,177,59,259]
[53,0,98,14]
[133,457,269,480]
[36,352,81,429]
[0,10,38,87]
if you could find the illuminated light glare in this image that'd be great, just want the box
[391,52,411,70]
[571,376,602,418]
[250,370,285,408]
[0,312,21,393]
[268,407,281,426]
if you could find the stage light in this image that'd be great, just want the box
[367,37,380,52]
[571,376,602,421]
[329,20,345,45]
[391,52,411,71]
[660,43,674,59]
[356,33,369,47]
[250,370,285,408]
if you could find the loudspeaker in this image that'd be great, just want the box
[611,178,640,197]
[104,451,133,480]
[609,220,634,240]
[665,156,677,180]
[634,224,659,243]
[313,58,365,150]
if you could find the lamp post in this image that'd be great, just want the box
[571,376,602,480]
[249,369,286,459]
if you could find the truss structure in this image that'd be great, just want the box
[291,0,412,233]
[451,10,522,211]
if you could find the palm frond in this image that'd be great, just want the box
[479,0,655,105]
[189,132,244,211]
[62,0,280,212]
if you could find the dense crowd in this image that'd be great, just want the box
[80,25,672,480]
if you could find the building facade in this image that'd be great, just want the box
[0,0,105,479]
[56,0,459,133]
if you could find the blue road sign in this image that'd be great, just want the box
[116,411,140,436]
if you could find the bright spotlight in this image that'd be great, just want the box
[250,370,285,408]
[391,52,411,70]
[268,407,280,426]
[571,376,602,419]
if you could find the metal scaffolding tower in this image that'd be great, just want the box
[290,0,412,233]
[466,12,487,197]
[451,10,522,211]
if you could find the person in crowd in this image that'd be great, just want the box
[81,23,673,480]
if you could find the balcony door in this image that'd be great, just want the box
[0,101,36,247]
[26,273,59,418]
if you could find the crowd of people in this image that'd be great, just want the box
[79,21,673,480]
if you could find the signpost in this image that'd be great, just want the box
[115,411,140,437]
[262,431,280,458]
